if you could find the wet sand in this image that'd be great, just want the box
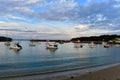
[1,63,120,80]
[65,64,120,80]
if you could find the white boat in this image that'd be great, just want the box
[102,42,110,48]
[89,42,96,48]
[9,43,22,50]
[46,43,58,49]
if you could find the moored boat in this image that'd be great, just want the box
[46,43,58,49]
[89,42,96,48]
[104,44,110,48]
[102,42,110,48]
[9,43,22,50]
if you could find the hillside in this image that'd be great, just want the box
[71,35,120,42]
[0,36,12,42]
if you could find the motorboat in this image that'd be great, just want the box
[102,42,110,48]
[104,44,110,48]
[9,43,22,50]
[46,43,58,49]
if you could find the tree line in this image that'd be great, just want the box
[71,35,120,42]
[0,36,12,42]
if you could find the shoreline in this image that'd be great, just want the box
[1,63,120,80]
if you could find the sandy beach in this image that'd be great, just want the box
[65,64,120,80]
[1,63,120,80]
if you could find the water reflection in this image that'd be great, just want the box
[0,41,120,78]
[46,48,57,53]
[12,49,21,53]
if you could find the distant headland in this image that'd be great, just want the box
[0,36,12,42]
[0,34,120,44]
[71,35,120,43]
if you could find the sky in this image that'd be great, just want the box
[0,0,120,40]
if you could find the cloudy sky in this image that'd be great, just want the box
[0,0,120,40]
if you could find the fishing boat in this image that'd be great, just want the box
[46,43,58,49]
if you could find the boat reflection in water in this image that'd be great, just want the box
[46,48,58,53]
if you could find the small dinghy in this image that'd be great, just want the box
[104,44,110,48]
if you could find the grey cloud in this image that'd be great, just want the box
[0,0,120,31]
[0,0,45,17]
[68,0,120,30]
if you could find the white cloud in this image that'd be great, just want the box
[114,0,120,2]
[6,15,27,21]
[11,7,34,13]
[113,4,120,8]
[74,24,89,31]
[39,0,77,21]
[87,0,91,3]
[96,14,107,22]
[0,22,71,39]
[26,0,40,4]
[0,0,120,39]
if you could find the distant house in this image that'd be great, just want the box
[115,38,120,43]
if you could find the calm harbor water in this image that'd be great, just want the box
[0,41,120,77]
